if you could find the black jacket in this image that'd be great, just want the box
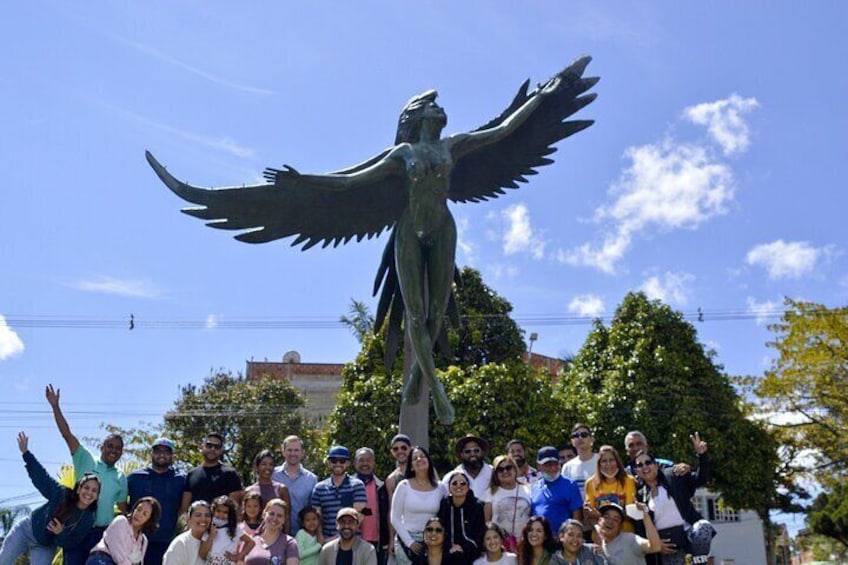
[636,451,712,526]
[437,494,485,565]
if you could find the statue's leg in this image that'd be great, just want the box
[394,224,430,407]
[423,216,457,424]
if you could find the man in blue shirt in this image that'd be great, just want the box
[128,437,186,565]
[46,384,128,565]
[530,446,582,534]
[272,434,318,534]
[311,445,367,540]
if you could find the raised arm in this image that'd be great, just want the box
[19,431,65,501]
[639,502,661,554]
[45,384,81,455]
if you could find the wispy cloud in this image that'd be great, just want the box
[641,271,695,306]
[110,35,275,96]
[71,276,163,299]
[746,296,782,325]
[101,103,256,160]
[684,95,759,155]
[746,240,835,279]
[205,315,219,331]
[456,216,477,265]
[567,294,605,317]
[562,94,757,273]
[0,314,25,361]
[501,204,546,259]
[486,263,518,280]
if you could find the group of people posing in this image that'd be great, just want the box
[0,386,715,565]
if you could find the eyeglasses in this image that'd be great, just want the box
[462,447,482,455]
[497,465,515,473]
[450,481,468,488]
[329,458,349,464]
[634,460,655,468]
[571,431,592,439]
[391,445,409,452]
[205,442,223,449]
[425,527,445,533]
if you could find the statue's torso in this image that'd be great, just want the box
[402,142,452,243]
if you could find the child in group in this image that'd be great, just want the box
[199,496,256,565]
[239,492,264,537]
[294,505,323,565]
[0,431,100,565]
[473,522,517,565]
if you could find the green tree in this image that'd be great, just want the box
[161,371,318,482]
[757,300,848,477]
[340,299,375,344]
[808,481,848,550]
[560,292,781,517]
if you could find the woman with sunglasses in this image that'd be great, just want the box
[438,471,484,565]
[0,431,100,565]
[482,455,530,554]
[516,516,556,565]
[633,433,715,565]
[416,517,465,565]
[583,446,637,535]
[391,447,446,565]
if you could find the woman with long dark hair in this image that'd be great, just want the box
[245,450,292,533]
[391,447,446,565]
[516,516,556,565]
[85,497,161,565]
[438,471,485,565]
[163,500,212,565]
[0,431,100,565]
[414,516,465,565]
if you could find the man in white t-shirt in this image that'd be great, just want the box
[597,502,660,565]
[560,423,599,498]
[445,434,493,500]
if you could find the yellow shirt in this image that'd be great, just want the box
[584,474,636,532]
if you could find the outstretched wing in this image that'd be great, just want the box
[145,150,407,250]
[449,55,598,204]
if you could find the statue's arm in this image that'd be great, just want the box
[448,77,559,159]
[264,147,406,190]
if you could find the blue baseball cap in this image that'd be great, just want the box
[151,438,175,451]
[537,446,559,464]
[327,445,351,460]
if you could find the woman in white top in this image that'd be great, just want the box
[390,446,446,565]
[472,522,517,565]
[86,497,161,565]
[483,456,531,553]
[164,501,212,565]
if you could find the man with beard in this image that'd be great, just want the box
[384,433,411,564]
[128,437,186,565]
[444,435,493,500]
[46,384,128,565]
[596,501,660,565]
[353,447,389,565]
[273,434,318,534]
[506,439,540,483]
[182,432,243,509]
[530,446,582,534]
[312,446,368,540]
[319,508,377,565]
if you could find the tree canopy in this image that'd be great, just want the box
[559,292,780,516]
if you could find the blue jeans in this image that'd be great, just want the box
[0,516,58,565]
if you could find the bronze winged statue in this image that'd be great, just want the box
[146,55,598,425]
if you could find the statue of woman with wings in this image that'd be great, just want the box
[146,56,598,425]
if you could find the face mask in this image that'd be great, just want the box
[542,472,559,482]
[213,517,228,528]
[601,470,618,479]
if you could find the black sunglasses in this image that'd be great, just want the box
[634,460,655,468]
[497,465,515,473]
[425,527,444,533]
[571,431,591,439]
[205,442,223,449]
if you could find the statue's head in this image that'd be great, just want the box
[395,89,446,144]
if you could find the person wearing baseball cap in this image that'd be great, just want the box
[443,434,493,500]
[596,501,659,564]
[529,446,582,534]
[128,438,186,565]
[311,446,367,539]
[318,508,377,565]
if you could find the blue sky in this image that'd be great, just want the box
[1,3,845,531]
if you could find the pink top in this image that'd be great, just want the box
[92,515,147,565]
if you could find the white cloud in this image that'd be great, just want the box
[205,315,219,330]
[486,263,518,280]
[0,314,25,360]
[501,204,545,259]
[567,294,605,317]
[565,140,734,273]
[72,276,163,299]
[456,217,476,265]
[746,296,782,325]
[746,240,833,279]
[641,271,695,305]
[684,94,759,155]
